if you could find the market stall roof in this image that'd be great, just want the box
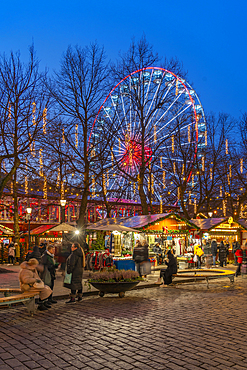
[0,224,14,235]
[87,224,139,232]
[190,218,228,230]
[86,213,198,231]
[28,224,57,236]
[49,223,78,232]
[235,219,247,230]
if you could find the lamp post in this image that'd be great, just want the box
[26,207,32,249]
[60,199,66,223]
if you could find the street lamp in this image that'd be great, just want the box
[26,207,32,249]
[60,199,66,223]
[208,212,213,218]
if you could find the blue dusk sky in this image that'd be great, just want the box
[0,0,246,120]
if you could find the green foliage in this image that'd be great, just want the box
[90,231,105,250]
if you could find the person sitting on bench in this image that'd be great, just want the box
[19,258,52,311]
[160,250,177,287]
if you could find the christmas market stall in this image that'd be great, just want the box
[190,217,247,260]
[0,224,14,263]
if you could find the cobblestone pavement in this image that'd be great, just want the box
[1,278,247,370]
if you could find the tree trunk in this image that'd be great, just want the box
[77,159,90,246]
[13,170,20,244]
[138,174,149,215]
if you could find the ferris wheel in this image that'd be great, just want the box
[89,67,206,204]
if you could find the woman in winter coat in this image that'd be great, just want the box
[219,241,227,267]
[64,243,85,303]
[8,243,15,264]
[133,239,149,277]
[19,258,52,311]
[235,246,243,277]
[211,240,218,267]
[160,250,177,287]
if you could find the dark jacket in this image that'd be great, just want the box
[165,251,177,275]
[211,241,218,256]
[26,246,41,262]
[133,243,149,263]
[40,250,56,281]
[64,247,85,290]
[203,242,212,256]
[219,242,227,262]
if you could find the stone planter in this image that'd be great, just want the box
[89,281,140,298]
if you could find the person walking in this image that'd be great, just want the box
[40,245,57,304]
[26,245,41,262]
[235,245,243,277]
[133,239,149,277]
[211,239,218,267]
[8,243,15,264]
[14,242,20,263]
[19,258,52,311]
[203,240,212,268]
[160,250,177,287]
[64,242,85,303]
[219,241,227,267]
[233,241,240,265]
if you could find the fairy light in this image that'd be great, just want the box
[188,126,191,143]
[8,102,11,121]
[133,182,136,194]
[177,187,180,199]
[160,198,163,213]
[32,102,36,125]
[154,125,157,143]
[111,148,114,165]
[240,158,243,173]
[175,79,178,96]
[56,168,60,188]
[39,149,43,177]
[210,168,213,180]
[192,174,194,187]
[119,138,121,154]
[43,108,47,134]
[227,174,230,185]
[160,157,162,169]
[61,181,64,199]
[194,198,197,214]
[75,124,78,148]
[182,163,184,175]
[202,156,205,171]
[220,186,222,197]
[163,171,166,189]
[205,130,207,146]
[151,173,154,194]
[189,191,191,205]
[25,176,28,195]
[223,199,226,216]
[225,139,228,154]
[229,164,232,178]
[92,175,95,197]
[173,162,176,174]
[43,176,47,199]
[2,160,6,173]
[62,127,65,144]
[172,136,174,153]
[32,140,35,157]
[103,174,106,194]
[107,170,109,187]
[240,204,244,218]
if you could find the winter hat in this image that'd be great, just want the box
[27,258,39,266]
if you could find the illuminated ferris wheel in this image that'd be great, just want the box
[89,67,206,204]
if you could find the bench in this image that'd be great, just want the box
[172,269,235,288]
[0,289,37,316]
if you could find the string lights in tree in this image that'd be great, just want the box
[189,191,191,205]
[62,127,65,144]
[151,174,154,194]
[182,163,184,175]
[25,157,28,195]
[32,102,36,125]
[210,168,213,180]
[223,198,226,216]
[154,125,157,143]
[202,156,205,171]
[172,136,174,153]
[92,175,95,197]
[61,180,64,199]
[194,198,197,214]
[173,162,176,175]
[220,186,222,197]
[163,171,166,189]
[225,139,228,154]
[205,130,207,146]
[229,164,232,178]
[240,158,243,173]
[111,147,114,165]
[240,204,244,218]
[39,149,43,177]
[188,125,191,143]
[8,102,11,121]
[160,198,163,213]
[175,79,178,96]
[160,157,162,169]
[75,124,78,148]
[177,187,180,199]
[103,174,106,194]
[192,174,194,187]
[43,108,47,134]
[107,170,109,187]
[43,176,47,199]
[56,168,60,188]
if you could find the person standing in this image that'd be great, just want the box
[40,245,57,304]
[235,246,243,277]
[133,239,149,277]
[8,243,15,264]
[64,242,85,303]
[26,245,41,262]
[14,242,20,263]
[203,240,212,268]
[211,239,218,267]
[219,241,227,267]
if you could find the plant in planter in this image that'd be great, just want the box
[88,268,143,298]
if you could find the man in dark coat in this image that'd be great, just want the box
[211,240,218,267]
[160,250,177,286]
[26,245,41,262]
[64,243,85,303]
[40,245,57,304]
[219,241,227,267]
